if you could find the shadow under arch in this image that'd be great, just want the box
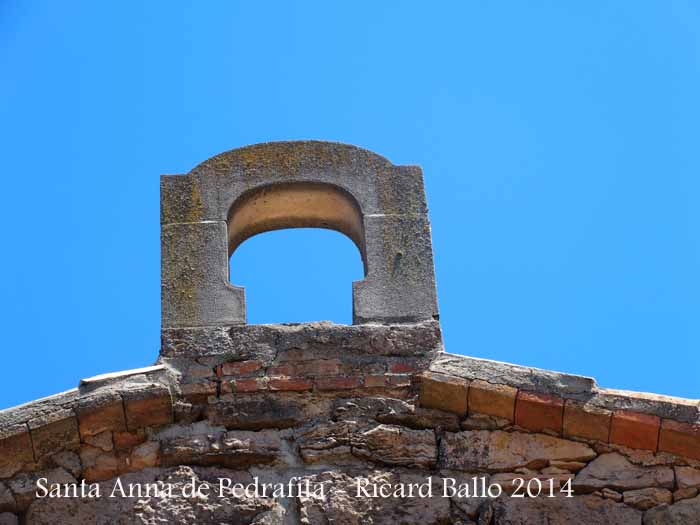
[226,181,367,274]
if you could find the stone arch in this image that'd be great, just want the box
[226,182,367,269]
[161,141,439,327]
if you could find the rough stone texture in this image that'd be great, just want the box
[573,453,674,493]
[0,514,17,525]
[0,483,16,513]
[491,495,642,524]
[676,466,700,489]
[209,395,330,430]
[297,470,451,525]
[514,391,564,434]
[351,424,437,468]
[439,430,595,472]
[0,330,697,523]
[9,468,76,511]
[28,409,80,459]
[122,383,173,430]
[161,320,443,359]
[76,390,127,437]
[0,425,34,479]
[419,371,468,416]
[563,400,611,443]
[643,495,700,524]
[160,427,283,469]
[622,487,672,510]
[468,380,517,422]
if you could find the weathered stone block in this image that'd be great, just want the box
[28,409,80,459]
[352,424,437,468]
[572,453,673,493]
[296,470,450,524]
[468,379,517,421]
[0,482,16,513]
[675,466,700,489]
[0,513,18,525]
[121,384,173,431]
[643,494,700,524]
[353,215,438,323]
[609,410,660,451]
[79,446,121,482]
[208,395,327,430]
[622,487,672,510]
[439,430,595,471]
[113,430,147,453]
[491,494,641,524]
[8,468,75,511]
[563,400,611,443]
[0,425,34,479]
[419,372,468,417]
[515,391,563,434]
[161,221,245,328]
[76,391,127,437]
[658,419,700,460]
[160,429,282,468]
[129,441,160,470]
[83,431,113,452]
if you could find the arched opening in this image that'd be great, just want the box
[229,229,364,324]
[226,182,367,324]
[227,182,366,269]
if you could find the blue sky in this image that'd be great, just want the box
[1,2,698,407]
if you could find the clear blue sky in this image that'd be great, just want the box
[1,2,698,407]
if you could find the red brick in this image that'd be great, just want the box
[468,380,517,421]
[180,381,218,400]
[364,375,388,388]
[386,374,412,387]
[269,359,342,377]
[231,377,268,393]
[515,391,564,434]
[389,362,417,374]
[563,400,611,443]
[419,372,468,416]
[316,376,362,391]
[220,360,264,377]
[268,376,313,392]
[610,410,660,451]
[658,419,700,460]
[267,363,295,376]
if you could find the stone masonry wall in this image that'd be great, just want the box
[0,321,698,524]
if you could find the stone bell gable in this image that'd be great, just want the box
[160,140,439,327]
[0,142,698,524]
